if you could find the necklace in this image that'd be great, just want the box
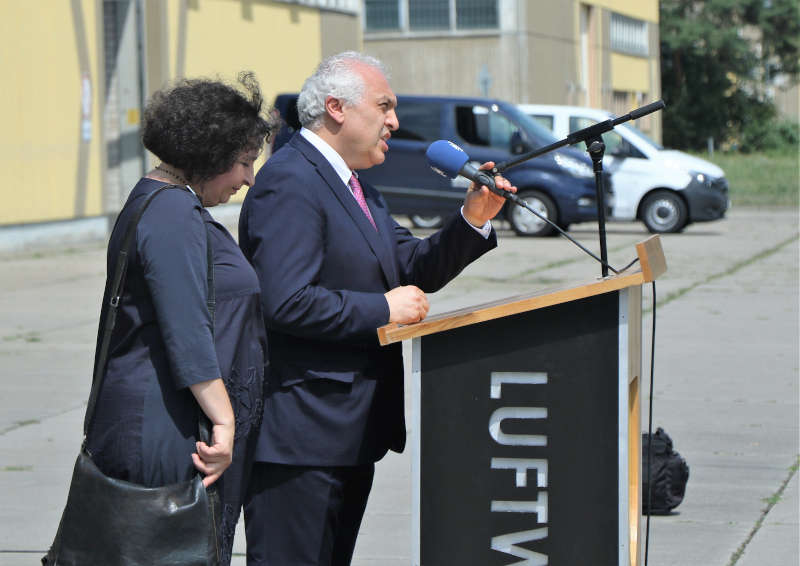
[155,164,188,186]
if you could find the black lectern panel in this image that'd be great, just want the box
[419,292,620,565]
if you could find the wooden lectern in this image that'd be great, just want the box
[377,236,666,566]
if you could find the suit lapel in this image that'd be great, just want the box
[362,184,399,284]
[292,135,398,287]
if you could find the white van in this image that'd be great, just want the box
[518,104,730,233]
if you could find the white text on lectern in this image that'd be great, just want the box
[489,372,549,565]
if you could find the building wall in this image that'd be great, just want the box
[0,0,105,226]
[179,1,322,99]
[364,0,662,140]
[774,84,799,122]
[321,9,363,57]
[169,0,329,206]
[525,1,579,105]
[584,0,657,22]
[1,0,358,228]
[366,36,506,98]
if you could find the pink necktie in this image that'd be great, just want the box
[348,174,377,230]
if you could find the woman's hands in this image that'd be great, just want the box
[189,378,235,487]
[192,422,234,487]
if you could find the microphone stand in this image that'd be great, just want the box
[491,100,666,278]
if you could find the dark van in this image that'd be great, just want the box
[271,94,611,237]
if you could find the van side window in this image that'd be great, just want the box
[455,105,523,151]
[392,102,441,141]
[533,114,554,131]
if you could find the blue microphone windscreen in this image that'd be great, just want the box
[426,140,468,179]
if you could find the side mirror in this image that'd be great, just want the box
[510,131,531,154]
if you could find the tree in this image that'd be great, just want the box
[659,0,800,151]
[757,0,800,80]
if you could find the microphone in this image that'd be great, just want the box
[425,140,521,204]
[426,140,618,271]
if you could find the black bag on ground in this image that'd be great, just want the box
[42,186,221,565]
[642,427,689,515]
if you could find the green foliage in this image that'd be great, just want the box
[759,0,800,79]
[691,150,799,206]
[660,0,800,151]
[738,116,800,154]
[735,98,777,152]
[776,119,800,148]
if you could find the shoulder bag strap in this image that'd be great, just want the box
[197,223,215,445]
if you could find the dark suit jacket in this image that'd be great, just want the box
[239,133,497,466]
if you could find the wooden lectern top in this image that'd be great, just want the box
[377,235,666,346]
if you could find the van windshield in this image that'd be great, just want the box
[502,104,560,147]
[619,122,664,150]
[455,102,560,152]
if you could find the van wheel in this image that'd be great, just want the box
[508,191,557,237]
[409,214,443,229]
[641,191,688,233]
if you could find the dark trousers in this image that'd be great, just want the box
[244,462,375,566]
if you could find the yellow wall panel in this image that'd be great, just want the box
[1,0,327,225]
[611,53,651,93]
[0,0,103,225]
[583,0,658,23]
[168,0,324,202]
[179,0,321,104]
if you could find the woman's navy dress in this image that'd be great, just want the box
[86,178,266,564]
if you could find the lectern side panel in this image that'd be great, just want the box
[419,293,620,566]
[411,337,421,566]
[626,286,643,566]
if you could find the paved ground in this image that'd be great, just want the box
[0,207,797,565]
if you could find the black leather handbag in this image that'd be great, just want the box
[43,185,221,565]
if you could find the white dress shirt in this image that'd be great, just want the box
[299,127,492,238]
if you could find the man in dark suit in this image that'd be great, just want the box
[239,51,515,566]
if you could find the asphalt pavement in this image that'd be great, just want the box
[0,206,797,565]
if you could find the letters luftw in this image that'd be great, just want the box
[489,372,549,566]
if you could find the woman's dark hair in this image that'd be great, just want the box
[142,72,275,182]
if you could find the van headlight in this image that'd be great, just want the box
[554,154,594,179]
[691,171,714,188]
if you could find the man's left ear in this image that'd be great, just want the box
[325,96,345,125]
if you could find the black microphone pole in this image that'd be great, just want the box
[491,100,666,278]
[588,136,610,277]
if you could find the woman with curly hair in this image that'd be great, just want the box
[85,72,274,564]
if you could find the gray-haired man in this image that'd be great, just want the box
[239,51,515,565]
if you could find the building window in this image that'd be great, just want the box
[609,12,648,57]
[456,0,497,29]
[409,0,449,30]
[365,0,498,33]
[274,0,359,13]
[365,0,400,31]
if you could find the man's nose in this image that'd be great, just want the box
[386,109,399,131]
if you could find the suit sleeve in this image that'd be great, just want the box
[389,199,498,292]
[241,166,390,343]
